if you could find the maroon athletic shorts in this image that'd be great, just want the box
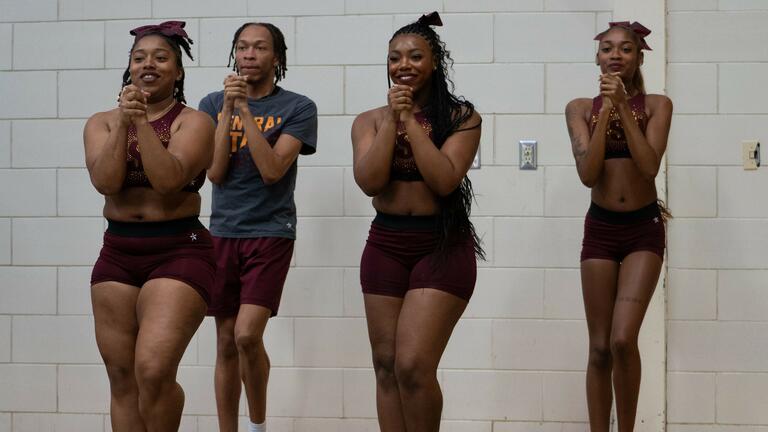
[580,201,666,262]
[207,236,294,317]
[360,212,477,302]
[90,216,215,304]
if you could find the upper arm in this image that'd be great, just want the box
[644,95,673,159]
[282,98,318,155]
[271,133,303,169]
[351,110,378,168]
[565,98,591,160]
[167,109,216,176]
[439,110,482,179]
[83,112,111,172]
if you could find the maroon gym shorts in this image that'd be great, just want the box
[207,236,295,317]
[90,216,215,304]
[360,212,477,302]
[580,201,666,262]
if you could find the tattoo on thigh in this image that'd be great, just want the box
[618,296,644,305]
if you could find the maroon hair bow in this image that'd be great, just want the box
[130,20,192,42]
[595,21,652,51]
[417,11,443,27]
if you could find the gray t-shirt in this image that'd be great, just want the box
[198,87,317,239]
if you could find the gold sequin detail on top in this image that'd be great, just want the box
[589,94,647,159]
[392,112,433,181]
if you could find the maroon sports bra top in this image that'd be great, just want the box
[124,102,206,192]
[589,93,647,160]
[391,111,433,182]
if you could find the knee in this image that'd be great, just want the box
[610,335,638,361]
[371,350,397,386]
[588,343,612,370]
[234,331,265,356]
[134,358,176,397]
[217,331,238,360]
[394,355,433,394]
[103,363,137,397]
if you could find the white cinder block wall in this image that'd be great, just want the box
[665,1,768,431]
[1,0,764,431]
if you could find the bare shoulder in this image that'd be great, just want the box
[565,98,591,116]
[178,106,214,127]
[85,108,118,132]
[352,106,387,131]
[646,94,673,112]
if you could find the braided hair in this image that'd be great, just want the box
[228,23,288,84]
[121,31,194,104]
[390,13,485,260]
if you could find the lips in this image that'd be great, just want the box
[139,72,160,83]
[394,74,417,84]
[608,63,623,72]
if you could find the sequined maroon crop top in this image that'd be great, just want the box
[391,111,433,182]
[589,93,647,160]
[124,102,206,192]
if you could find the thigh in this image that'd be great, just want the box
[360,242,411,298]
[410,239,477,302]
[581,259,620,342]
[612,251,663,337]
[134,278,207,371]
[209,237,242,318]
[239,238,294,316]
[91,281,141,366]
[395,288,467,368]
[364,294,404,362]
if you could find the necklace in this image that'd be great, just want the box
[146,99,178,122]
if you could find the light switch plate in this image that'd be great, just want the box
[743,140,760,170]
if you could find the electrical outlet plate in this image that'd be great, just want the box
[471,149,481,170]
[519,140,537,170]
[743,140,760,170]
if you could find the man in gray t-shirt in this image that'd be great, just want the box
[197,22,317,432]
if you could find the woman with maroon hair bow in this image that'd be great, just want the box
[352,11,483,432]
[565,21,673,432]
[83,20,214,431]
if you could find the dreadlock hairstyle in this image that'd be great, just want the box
[121,21,194,104]
[227,23,288,84]
[594,21,652,96]
[389,12,485,260]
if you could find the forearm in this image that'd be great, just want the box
[208,108,234,184]
[90,122,129,195]
[354,119,398,195]
[238,106,287,184]
[405,119,462,196]
[135,122,187,193]
[616,102,660,179]
[577,111,609,187]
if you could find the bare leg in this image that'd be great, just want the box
[92,282,146,432]
[581,259,620,432]
[214,316,240,432]
[396,288,467,432]
[612,252,662,432]
[234,304,272,425]
[134,278,206,432]
[364,294,406,432]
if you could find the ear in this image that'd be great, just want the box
[595,53,599,66]
[638,51,644,66]
[177,68,184,82]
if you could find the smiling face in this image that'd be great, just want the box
[596,27,643,80]
[234,24,278,84]
[388,33,435,94]
[129,35,182,101]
